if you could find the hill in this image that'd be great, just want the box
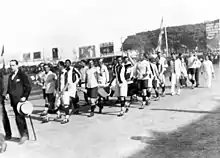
[122,22,207,54]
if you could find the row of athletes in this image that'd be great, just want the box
[36,51,215,122]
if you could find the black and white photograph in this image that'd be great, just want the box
[0,0,219,158]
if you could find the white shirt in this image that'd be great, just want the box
[80,66,89,82]
[97,64,109,85]
[44,71,57,94]
[36,71,46,88]
[60,69,67,91]
[194,58,202,68]
[201,60,214,74]
[11,69,19,80]
[187,56,196,69]
[134,60,152,80]
[85,67,99,88]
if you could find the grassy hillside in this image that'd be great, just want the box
[122,22,207,53]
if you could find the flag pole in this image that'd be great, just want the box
[1,45,6,72]
[164,24,169,57]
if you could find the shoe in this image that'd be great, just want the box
[0,142,7,153]
[41,116,49,123]
[125,107,129,113]
[140,102,145,109]
[73,110,80,115]
[99,108,103,114]
[54,115,62,121]
[5,135,11,141]
[155,97,160,101]
[161,93,165,97]
[117,110,124,117]
[61,119,69,124]
[40,111,48,116]
[19,136,28,145]
[171,92,175,96]
[88,112,94,117]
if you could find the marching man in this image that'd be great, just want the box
[201,55,215,88]
[65,59,81,114]
[85,60,99,117]
[133,53,153,109]
[114,56,129,116]
[55,61,71,124]
[169,53,184,95]
[40,64,57,121]
[96,58,109,113]
[156,51,166,96]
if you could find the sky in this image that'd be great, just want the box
[0,0,219,63]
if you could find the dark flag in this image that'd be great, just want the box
[1,45,4,56]
[52,48,58,60]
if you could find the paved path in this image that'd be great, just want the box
[1,66,220,158]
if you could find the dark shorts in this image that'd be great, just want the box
[138,80,149,90]
[152,79,158,89]
[188,68,195,75]
[127,82,139,96]
[87,87,98,98]
[42,89,46,99]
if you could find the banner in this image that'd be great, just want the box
[100,42,114,56]
[79,45,96,59]
[206,19,220,51]
[52,48,59,60]
[23,53,31,61]
[33,52,41,59]
[155,17,164,52]
[1,45,4,56]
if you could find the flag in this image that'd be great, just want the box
[155,17,164,52]
[1,45,4,56]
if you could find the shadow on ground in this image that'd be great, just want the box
[129,99,220,158]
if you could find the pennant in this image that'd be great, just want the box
[155,17,164,52]
[1,45,4,56]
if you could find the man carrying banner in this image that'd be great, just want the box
[156,51,166,96]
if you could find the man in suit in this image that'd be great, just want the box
[0,68,8,151]
[4,60,32,144]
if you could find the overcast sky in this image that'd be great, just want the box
[0,0,219,62]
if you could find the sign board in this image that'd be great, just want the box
[100,42,114,56]
[23,53,31,61]
[33,52,41,59]
[52,48,59,60]
[79,45,96,59]
[206,19,220,51]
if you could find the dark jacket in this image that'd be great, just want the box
[8,69,32,103]
[0,70,8,101]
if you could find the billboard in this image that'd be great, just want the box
[33,52,41,59]
[79,45,96,59]
[100,42,114,56]
[206,19,220,51]
[52,48,59,60]
[23,53,31,61]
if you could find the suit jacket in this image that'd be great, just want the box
[0,70,8,101]
[8,69,32,103]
